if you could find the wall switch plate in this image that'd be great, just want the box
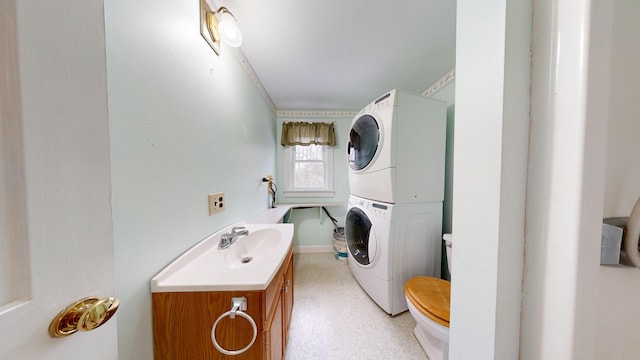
[208,192,224,215]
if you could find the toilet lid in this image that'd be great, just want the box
[405,276,450,327]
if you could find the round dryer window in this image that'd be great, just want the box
[347,115,380,170]
[345,207,377,266]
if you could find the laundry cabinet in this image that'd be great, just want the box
[152,247,294,359]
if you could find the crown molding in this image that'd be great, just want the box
[231,48,277,114]
[421,67,456,97]
[276,110,358,119]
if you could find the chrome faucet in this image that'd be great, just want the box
[218,226,249,249]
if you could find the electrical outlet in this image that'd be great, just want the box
[208,192,225,215]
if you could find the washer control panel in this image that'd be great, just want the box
[368,201,390,220]
[348,195,392,220]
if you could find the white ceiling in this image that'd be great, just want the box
[214,0,456,110]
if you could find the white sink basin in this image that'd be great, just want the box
[151,223,294,292]
[224,228,282,269]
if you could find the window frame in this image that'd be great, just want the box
[282,144,334,198]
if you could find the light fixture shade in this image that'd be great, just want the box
[218,12,243,47]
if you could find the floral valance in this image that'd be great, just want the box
[281,122,336,146]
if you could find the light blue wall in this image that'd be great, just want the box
[105,1,276,359]
[275,115,352,247]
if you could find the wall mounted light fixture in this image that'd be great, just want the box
[200,0,243,55]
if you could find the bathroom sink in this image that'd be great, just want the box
[151,223,294,292]
[224,228,282,268]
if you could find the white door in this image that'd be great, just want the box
[0,0,117,358]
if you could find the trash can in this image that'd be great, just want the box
[323,207,347,262]
[333,226,347,262]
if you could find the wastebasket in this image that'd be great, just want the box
[323,207,347,262]
[333,227,347,262]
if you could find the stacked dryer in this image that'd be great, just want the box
[345,89,446,315]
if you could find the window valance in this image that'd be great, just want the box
[281,122,336,146]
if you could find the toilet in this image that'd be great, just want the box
[404,234,453,360]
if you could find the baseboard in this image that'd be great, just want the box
[294,245,334,254]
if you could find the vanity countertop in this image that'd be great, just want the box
[249,202,343,224]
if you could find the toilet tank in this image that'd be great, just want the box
[443,234,453,275]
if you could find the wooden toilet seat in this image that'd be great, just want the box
[405,276,451,328]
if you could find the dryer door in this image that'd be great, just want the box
[345,207,377,266]
[347,115,380,170]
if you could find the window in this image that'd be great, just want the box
[283,144,334,197]
[280,121,336,198]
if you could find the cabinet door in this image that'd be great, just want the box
[268,293,283,360]
[152,292,264,359]
[283,256,294,344]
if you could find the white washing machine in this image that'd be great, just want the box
[347,89,447,204]
[345,194,442,315]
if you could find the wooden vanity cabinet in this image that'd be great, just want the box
[152,247,294,360]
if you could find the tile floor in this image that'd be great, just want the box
[284,253,428,360]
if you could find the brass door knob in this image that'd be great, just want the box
[48,296,119,338]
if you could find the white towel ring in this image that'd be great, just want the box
[211,308,257,356]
